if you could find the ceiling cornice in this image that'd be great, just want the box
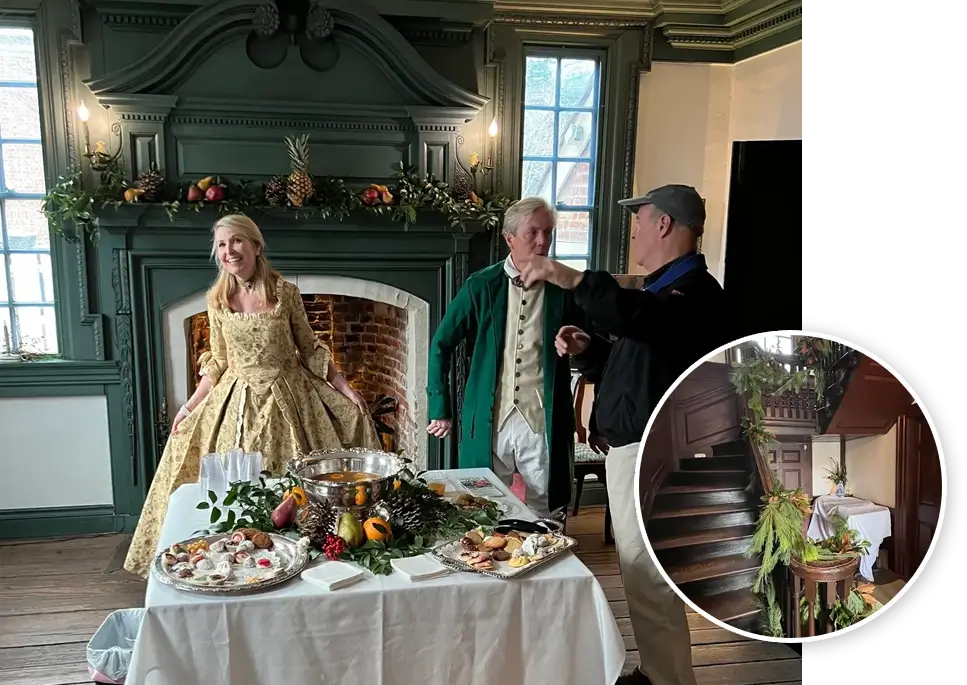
[494,0,801,59]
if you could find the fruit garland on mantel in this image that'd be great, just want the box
[41,134,513,244]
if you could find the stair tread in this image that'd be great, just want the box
[674,469,747,474]
[651,502,756,519]
[659,483,747,494]
[651,524,756,550]
[666,553,760,584]
[694,587,760,622]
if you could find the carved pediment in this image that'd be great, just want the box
[85,0,488,118]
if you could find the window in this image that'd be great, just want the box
[520,51,601,272]
[0,26,55,355]
[757,335,793,356]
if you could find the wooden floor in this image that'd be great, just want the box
[0,506,800,685]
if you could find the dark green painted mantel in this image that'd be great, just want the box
[2,0,799,539]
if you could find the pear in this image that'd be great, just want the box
[336,512,364,548]
[271,496,296,529]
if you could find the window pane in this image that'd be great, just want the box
[0,259,7,301]
[521,160,553,203]
[559,59,596,107]
[557,111,594,159]
[524,56,557,106]
[1,143,45,192]
[0,28,36,82]
[556,161,591,206]
[554,211,590,256]
[3,199,49,250]
[558,258,588,272]
[0,306,11,353]
[0,87,41,139]
[522,109,554,157]
[9,252,53,302]
[15,305,57,353]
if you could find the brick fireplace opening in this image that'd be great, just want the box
[162,276,429,469]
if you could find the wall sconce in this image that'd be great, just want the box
[76,100,122,173]
[468,117,499,196]
[486,117,498,169]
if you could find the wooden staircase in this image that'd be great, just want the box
[647,439,762,633]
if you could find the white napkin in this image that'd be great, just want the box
[301,562,366,591]
[390,554,450,582]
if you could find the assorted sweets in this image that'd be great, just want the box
[159,528,309,588]
[450,526,570,573]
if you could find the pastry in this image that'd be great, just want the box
[503,537,522,554]
[256,557,273,568]
[195,558,214,571]
[250,531,273,549]
[186,539,210,554]
[491,549,511,562]
[230,531,247,545]
[175,552,190,563]
[236,540,255,552]
[189,552,207,565]
[161,552,177,569]
[208,573,227,585]
[169,543,187,556]
[508,556,530,568]
[176,566,195,578]
[482,535,506,550]
[209,538,227,553]
[465,530,484,546]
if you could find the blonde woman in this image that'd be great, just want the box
[124,214,381,577]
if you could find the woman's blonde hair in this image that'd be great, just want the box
[208,214,282,310]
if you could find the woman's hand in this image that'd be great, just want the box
[340,385,369,415]
[172,405,190,434]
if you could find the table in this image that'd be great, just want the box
[806,495,892,581]
[127,468,625,685]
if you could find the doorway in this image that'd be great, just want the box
[894,404,943,580]
[723,139,802,339]
[768,438,812,493]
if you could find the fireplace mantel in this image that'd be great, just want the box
[93,204,495,492]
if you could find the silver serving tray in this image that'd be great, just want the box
[430,527,578,580]
[286,447,407,509]
[151,532,309,594]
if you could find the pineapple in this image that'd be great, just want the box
[284,134,314,207]
[137,163,165,203]
[264,174,289,207]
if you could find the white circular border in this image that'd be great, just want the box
[631,328,949,644]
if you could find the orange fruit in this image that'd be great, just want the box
[354,487,368,506]
[363,517,392,542]
[284,486,307,507]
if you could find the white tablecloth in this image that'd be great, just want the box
[127,468,624,685]
[806,495,892,581]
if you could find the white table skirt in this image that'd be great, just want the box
[806,495,892,581]
[127,468,625,685]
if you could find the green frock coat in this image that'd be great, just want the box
[427,261,587,513]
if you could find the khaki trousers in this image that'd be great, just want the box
[606,442,697,685]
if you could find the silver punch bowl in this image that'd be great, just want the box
[286,447,406,510]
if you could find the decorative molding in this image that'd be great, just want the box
[84,0,488,113]
[0,505,131,541]
[495,13,649,29]
[111,248,138,488]
[660,2,802,52]
[396,23,475,46]
[100,13,184,31]
[453,249,470,465]
[0,359,120,389]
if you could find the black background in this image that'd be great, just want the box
[725,13,948,672]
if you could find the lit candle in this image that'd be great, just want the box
[77,101,90,122]
[77,101,91,157]
[488,118,498,138]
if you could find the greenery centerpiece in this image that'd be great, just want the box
[194,469,503,575]
[745,474,880,637]
[41,134,515,244]
[824,460,849,496]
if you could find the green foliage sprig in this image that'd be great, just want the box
[41,161,514,243]
[194,470,302,534]
[41,161,125,243]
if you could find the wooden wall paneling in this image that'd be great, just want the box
[668,362,742,464]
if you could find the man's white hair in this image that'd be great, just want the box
[502,197,555,236]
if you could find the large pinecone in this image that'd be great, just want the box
[382,487,452,536]
[264,175,288,207]
[297,499,337,547]
[137,165,165,203]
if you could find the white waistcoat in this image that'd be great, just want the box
[494,257,546,434]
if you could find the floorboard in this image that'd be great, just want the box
[0,506,800,684]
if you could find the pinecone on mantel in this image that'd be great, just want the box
[137,164,165,203]
[253,1,280,38]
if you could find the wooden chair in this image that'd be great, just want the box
[571,374,613,543]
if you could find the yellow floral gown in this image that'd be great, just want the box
[124,279,381,577]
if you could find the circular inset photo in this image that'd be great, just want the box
[635,331,946,642]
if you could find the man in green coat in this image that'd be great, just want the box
[426,197,589,517]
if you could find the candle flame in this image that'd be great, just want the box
[488,118,498,137]
[77,101,90,122]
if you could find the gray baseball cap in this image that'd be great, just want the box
[618,184,706,235]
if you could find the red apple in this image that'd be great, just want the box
[187,184,203,202]
[205,185,225,202]
[360,187,379,206]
